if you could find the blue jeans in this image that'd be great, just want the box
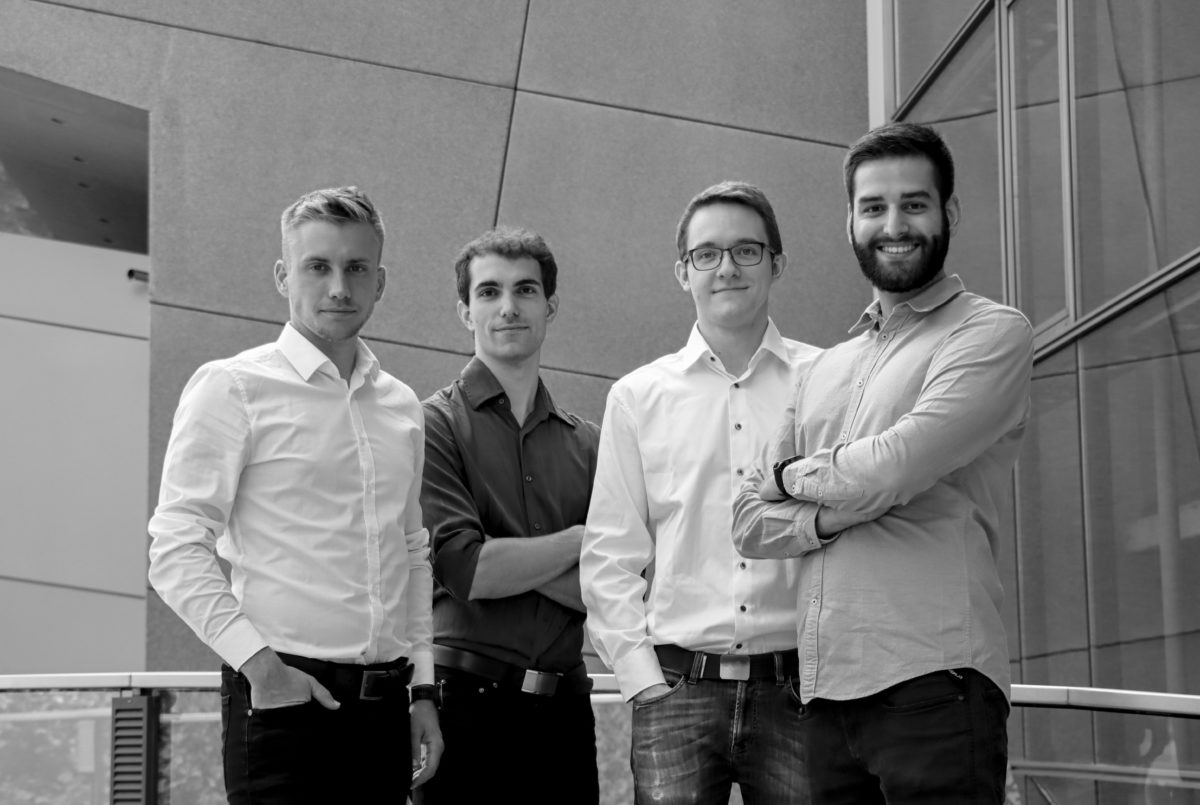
[797,668,1009,804]
[631,671,808,804]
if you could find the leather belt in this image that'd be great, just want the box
[277,652,413,702]
[654,644,799,683]
[433,645,592,697]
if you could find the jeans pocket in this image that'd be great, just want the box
[631,672,687,710]
[877,671,965,714]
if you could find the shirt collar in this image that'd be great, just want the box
[681,319,791,369]
[849,273,967,335]
[459,356,575,427]
[277,322,379,383]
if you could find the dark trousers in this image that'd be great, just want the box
[631,672,808,805]
[798,668,1009,805]
[220,662,412,805]
[414,666,599,805]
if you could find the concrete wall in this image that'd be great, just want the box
[0,0,870,670]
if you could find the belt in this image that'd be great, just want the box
[654,644,799,683]
[276,653,413,702]
[433,645,592,697]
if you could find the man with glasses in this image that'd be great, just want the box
[733,123,1033,803]
[581,181,818,803]
[418,227,600,803]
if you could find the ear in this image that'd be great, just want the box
[456,299,474,332]
[845,203,854,246]
[674,259,690,291]
[545,293,559,323]
[770,251,788,280]
[944,194,961,235]
[375,265,387,302]
[273,259,289,298]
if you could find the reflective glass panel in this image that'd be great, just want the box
[1073,0,1200,313]
[1011,0,1066,328]
[895,0,983,104]
[907,8,1003,303]
[0,689,115,804]
[158,689,223,804]
[1079,269,1200,697]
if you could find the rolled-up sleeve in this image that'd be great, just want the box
[147,364,266,670]
[783,309,1033,512]
[419,402,485,601]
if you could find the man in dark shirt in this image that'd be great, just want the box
[417,227,600,803]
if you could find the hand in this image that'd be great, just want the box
[632,683,672,704]
[756,471,789,503]
[239,648,340,710]
[409,699,443,788]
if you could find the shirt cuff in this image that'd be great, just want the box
[409,647,434,687]
[213,619,269,672]
[613,645,666,702]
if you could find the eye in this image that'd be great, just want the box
[308,262,329,272]
[732,244,761,260]
[692,248,720,263]
[347,263,367,273]
[903,202,928,213]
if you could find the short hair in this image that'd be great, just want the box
[675,181,782,261]
[843,122,955,204]
[454,226,558,304]
[280,186,385,256]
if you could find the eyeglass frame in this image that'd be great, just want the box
[682,241,776,272]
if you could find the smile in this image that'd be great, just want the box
[713,286,749,294]
[877,242,918,255]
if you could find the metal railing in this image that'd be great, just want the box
[3,675,1199,804]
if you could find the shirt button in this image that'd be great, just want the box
[524,475,533,483]
[856,379,863,387]
[734,423,742,431]
[739,605,747,612]
[736,468,744,476]
[533,523,543,531]
[733,383,740,389]
[736,643,743,649]
[739,562,747,569]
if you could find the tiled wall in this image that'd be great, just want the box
[0,0,869,669]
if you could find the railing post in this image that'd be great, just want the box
[109,693,161,805]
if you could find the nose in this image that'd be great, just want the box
[715,249,741,277]
[499,291,519,318]
[327,269,350,300]
[883,208,908,239]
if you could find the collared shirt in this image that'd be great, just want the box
[581,320,819,701]
[733,274,1033,703]
[421,357,600,672]
[148,323,434,684]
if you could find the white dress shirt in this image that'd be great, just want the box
[148,324,434,684]
[581,321,818,701]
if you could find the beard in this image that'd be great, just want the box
[852,209,951,294]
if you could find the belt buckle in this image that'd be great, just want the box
[719,655,750,682]
[520,669,560,696]
[359,669,388,701]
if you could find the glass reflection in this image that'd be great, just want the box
[895,0,983,104]
[1011,0,1066,328]
[0,689,114,804]
[1074,0,1200,314]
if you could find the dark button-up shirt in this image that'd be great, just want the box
[422,357,600,672]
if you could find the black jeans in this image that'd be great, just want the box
[414,666,599,805]
[798,668,1009,805]
[220,663,411,805]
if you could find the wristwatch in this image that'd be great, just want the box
[410,684,438,704]
[772,455,803,498]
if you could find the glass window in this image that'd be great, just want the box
[1011,0,1066,328]
[906,9,1004,303]
[1079,269,1200,696]
[1073,0,1200,313]
[894,0,983,104]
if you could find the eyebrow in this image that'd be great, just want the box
[472,278,543,291]
[690,238,760,249]
[856,190,934,205]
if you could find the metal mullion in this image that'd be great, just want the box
[999,1,1019,309]
[1059,0,1080,324]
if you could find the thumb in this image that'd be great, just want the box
[308,677,341,710]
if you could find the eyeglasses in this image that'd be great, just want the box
[684,242,772,271]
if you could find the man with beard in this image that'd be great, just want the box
[732,123,1033,804]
